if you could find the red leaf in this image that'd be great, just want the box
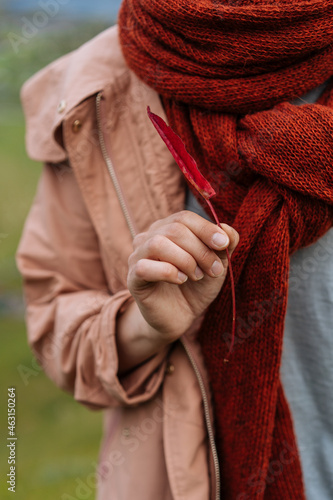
[147,106,216,200]
[147,106,236,362]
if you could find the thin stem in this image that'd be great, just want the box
[206,199,236,362]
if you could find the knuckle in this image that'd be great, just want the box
[165,222,184,240]
[198,245,213,264]
[147,234,165,254]
[198,219,210,235]
[133,232,145,249]
[172,210,189,224]
[134,259,147,278]
[149,219,159,232]
[182,253,196,271]
[127,251,136,267]
[162,265,173,280]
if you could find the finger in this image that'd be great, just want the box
[220,223,239,256]
[166,210,230,251]
[140,235,203,280]
[137,231,224,279]
[132,211,234,278]
[130,258,188,288]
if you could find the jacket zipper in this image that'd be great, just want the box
[96,91,220,500]
[96,92,137,239]
[180,338,221,500]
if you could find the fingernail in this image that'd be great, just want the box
[212,232,229,248]
[211,260,223,277]
[177,271,188,283]
[195,266,204,280]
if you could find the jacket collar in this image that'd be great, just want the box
[21,25,129,162]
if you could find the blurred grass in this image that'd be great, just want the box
[0,114,39,292]
[0,318,103,500]
[0,10,111,291]
[0,11,114,499]
[0,10,111,111]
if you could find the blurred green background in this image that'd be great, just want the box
[0,7,117,499]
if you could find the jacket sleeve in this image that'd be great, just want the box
[16,162,170,409]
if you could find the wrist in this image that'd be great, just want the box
[116,299,170,375]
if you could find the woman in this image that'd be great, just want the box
[17,1,333,499]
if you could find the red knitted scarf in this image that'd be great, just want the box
[118,1,333,497]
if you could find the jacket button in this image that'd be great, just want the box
[72,119,82,133]
[57,100,66,113]
[165,362,175,375]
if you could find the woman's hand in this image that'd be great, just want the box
[116,210,239,374]
[127,210,239,345]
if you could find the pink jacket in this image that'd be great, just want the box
[17,25,220,500]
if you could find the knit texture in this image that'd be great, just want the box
[118,1,333,498]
